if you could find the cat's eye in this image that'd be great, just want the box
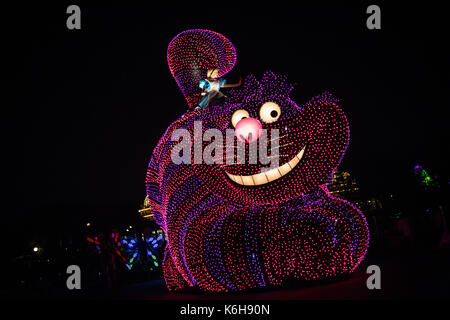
[259,102,281,123]
[231,109,250,128]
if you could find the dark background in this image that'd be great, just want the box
[7,3,449,259]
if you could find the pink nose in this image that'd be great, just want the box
[235,117,262,143]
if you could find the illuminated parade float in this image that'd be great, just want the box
[144,29,369,291]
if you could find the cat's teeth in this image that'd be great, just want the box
[226,146,306,186]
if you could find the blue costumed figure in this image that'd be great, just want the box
[196,67,242,109]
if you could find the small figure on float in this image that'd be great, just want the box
[196,67,242,110]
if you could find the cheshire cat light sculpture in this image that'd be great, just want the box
[145,29,369,292]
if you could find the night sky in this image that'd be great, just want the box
[8,4,449,243]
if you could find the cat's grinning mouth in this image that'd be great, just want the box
[226,146,306,186]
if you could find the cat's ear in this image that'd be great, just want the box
[227,74,263,103]
[301,91,349,176]
[242,74,262,93]
[261,71,294,97]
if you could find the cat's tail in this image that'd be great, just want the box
[167,29,237,109]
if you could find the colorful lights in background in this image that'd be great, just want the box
[138,196,156,220]
[86,230,128,264]
[86,229,165,271]
[144,29,369,292]
[119,231,165,271]
[414,165,439,189]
